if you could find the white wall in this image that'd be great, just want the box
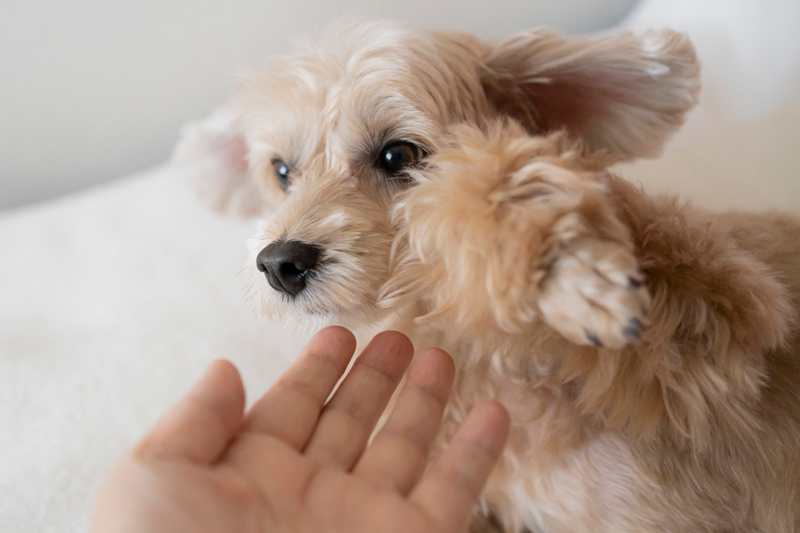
[0,0,637,209]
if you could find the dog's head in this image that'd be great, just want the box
[180,21,699,329]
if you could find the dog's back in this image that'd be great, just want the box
[721,211,800,530]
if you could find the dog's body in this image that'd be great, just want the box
[185,21,800,532]
[403,167,800,533]
[382,124,800,532]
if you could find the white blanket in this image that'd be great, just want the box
[0,166,311,532]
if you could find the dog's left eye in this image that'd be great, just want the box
[378,142,420,177]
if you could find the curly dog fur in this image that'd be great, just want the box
[184,20,800,532]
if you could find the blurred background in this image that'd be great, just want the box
[1,0,639,209]
[1,1,799,532]
[2,0,798,211]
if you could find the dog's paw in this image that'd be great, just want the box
[537,226,650,349]
[388,121,651,344]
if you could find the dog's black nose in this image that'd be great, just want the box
[257,240,320,296]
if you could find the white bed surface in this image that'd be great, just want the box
[0,165,311,532]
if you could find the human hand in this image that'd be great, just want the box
[92,327,510,533]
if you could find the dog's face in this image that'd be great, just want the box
[213,21,699,328]
[234,24,491,327]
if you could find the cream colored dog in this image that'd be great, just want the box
[181,20,800,532]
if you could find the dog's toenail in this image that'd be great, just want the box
[628,276,643,288]
[585,330,603,348]
[622,326,640,340]
[623,317,646,340]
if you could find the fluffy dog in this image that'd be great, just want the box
[179,21,800,532]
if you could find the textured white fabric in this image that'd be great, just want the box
[0,165,311,532]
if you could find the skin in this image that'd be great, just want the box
[92,326,510,533]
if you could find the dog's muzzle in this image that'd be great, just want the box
[257,240,320,296]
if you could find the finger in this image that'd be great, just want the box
[245,326,357,449]
[304,331,414,470]
[354,347,454,494]
[135,359,245,464]
[411,401,510,532]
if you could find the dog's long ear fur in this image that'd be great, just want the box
[172,106,265,217]
[480,29,700,159]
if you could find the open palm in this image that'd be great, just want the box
[93,327,509,533]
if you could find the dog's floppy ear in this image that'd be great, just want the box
[172,106,265,217]
[480,29,700,159]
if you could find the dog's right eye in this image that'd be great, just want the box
[378,142,421,181]
[271,158,292,193]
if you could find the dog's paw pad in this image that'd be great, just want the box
[538,238,650,349]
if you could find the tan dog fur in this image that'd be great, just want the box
[192,21,800,532]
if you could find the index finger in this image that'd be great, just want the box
[244,326,357,449]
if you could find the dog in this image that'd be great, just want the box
[176,20,800,532]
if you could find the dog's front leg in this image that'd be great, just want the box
[384,120,794,446]
[383,121,649,350]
